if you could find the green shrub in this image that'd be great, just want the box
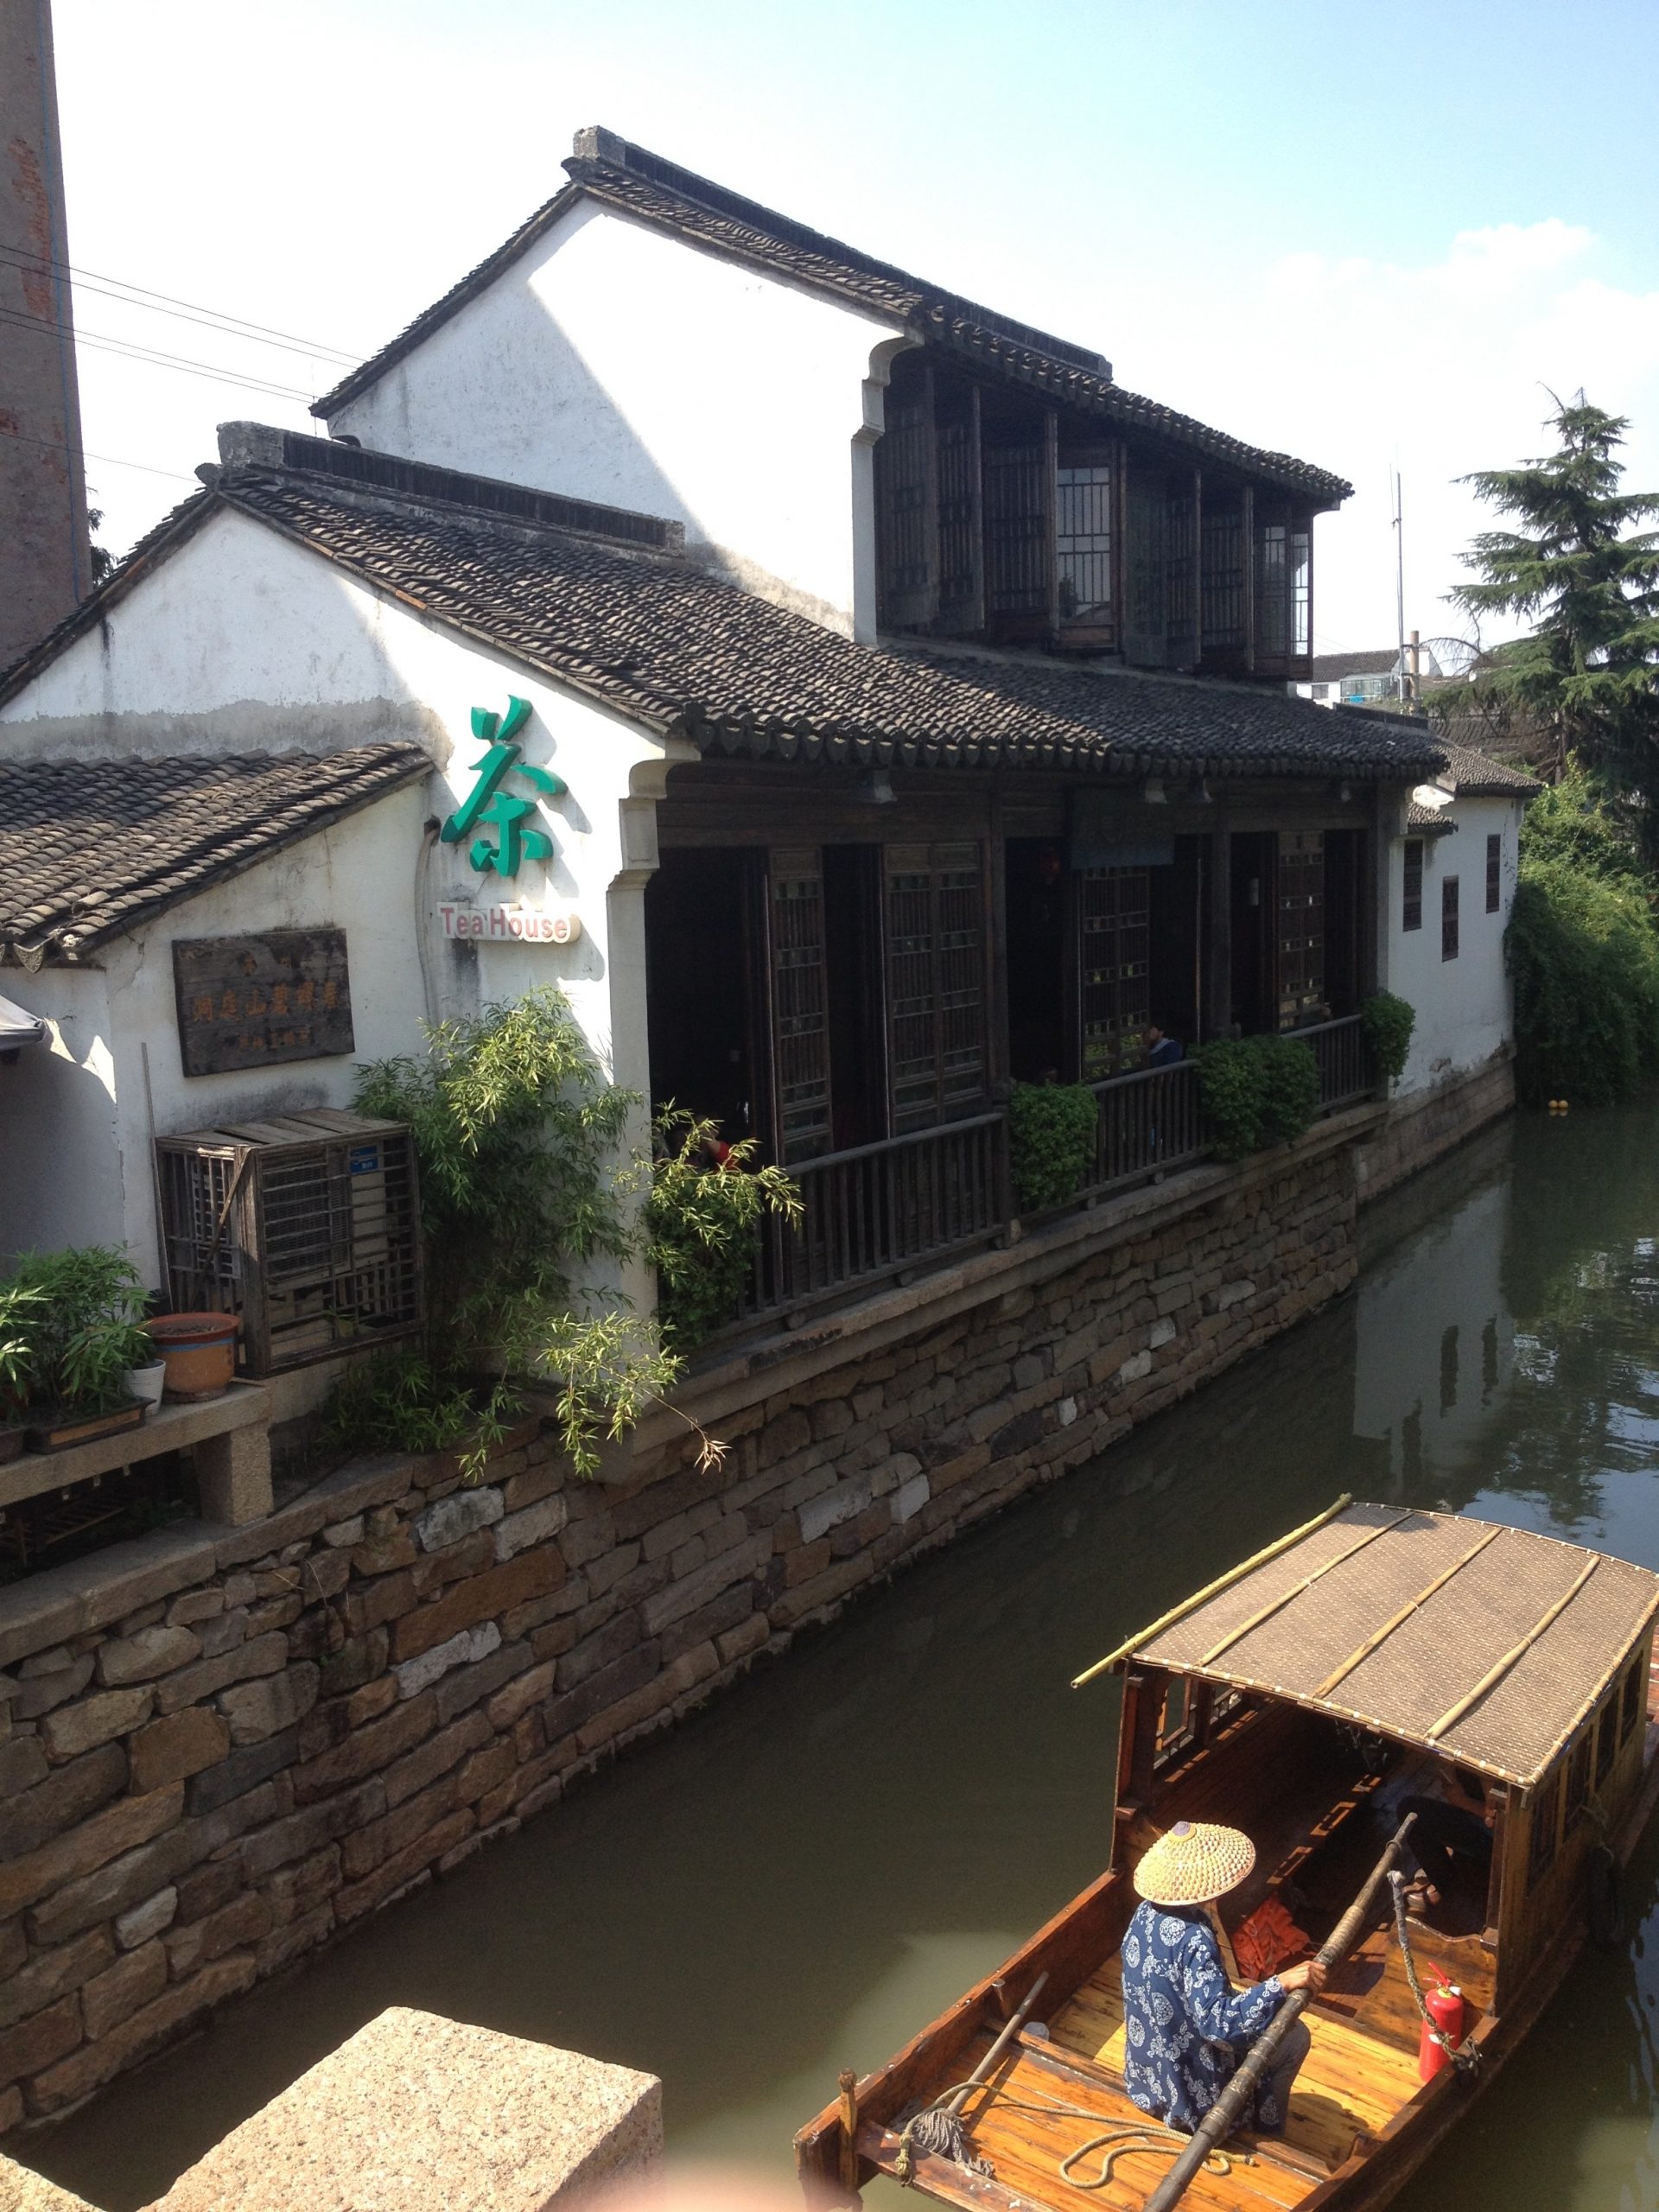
[346,987,677,1476]
[1007,1081,1101,1211]
[326,1350,503,1459]
[1249,1033,1321,1147]
[645,1109,802,1353]
[1195,1035,1320,1160]
[1361,991,1416,1085]
[1,1247,152,1414]
[1194,1039,1266,1161]
[1506,857,1659,1106]
[1520,762,1647,888]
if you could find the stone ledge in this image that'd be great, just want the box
[0,1389,271,1515]
[141,2006,661,2212]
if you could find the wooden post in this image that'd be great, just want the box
[987,783,1009,1100]
[1191,467,1204,670]
[837,2069,860,2195]
[1043,407,1060,639]
[1206,817,1233,1038]
[1242,486,1256,673]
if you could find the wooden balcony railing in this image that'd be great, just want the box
[746,1110,1007,1324]
[1084,1059,1208,1198]
[1289,1014,1375,1113]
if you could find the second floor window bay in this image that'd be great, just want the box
[874,357,1318,677]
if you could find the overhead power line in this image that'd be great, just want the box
[0,302,317,403]
[0,237,360,365]
[1,425,197,484]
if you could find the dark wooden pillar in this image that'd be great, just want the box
[987,783,1009,1097]
[1242,486,1256,673]
[1206,817,1233,1038]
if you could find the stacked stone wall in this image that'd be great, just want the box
[0,1145,1355,2125]
[1355,1052,1515,1205]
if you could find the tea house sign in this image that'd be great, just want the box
[172,928,354,1076]
[440,696,565,879]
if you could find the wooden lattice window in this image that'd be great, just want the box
[1527,1763,1564,1890]
[770,850,833,1164]
[1255,523,1289,658]
[1079,867,1151,1079]
[1278,830,1325,1027]
[936,385,983,630]
[1486,832,1502,913]
[985,444,1049,618]
[1200,508,1245,650]
[1154,1676,1197,1769]
[1442,874,1460,962]
[884,843,988,1132]
[1166,491,1198,663]
[1402,839,1424,931]
[874,373,937,629]
[1056,461,1114,624]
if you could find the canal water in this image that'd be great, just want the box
[20,1101,1659,2212]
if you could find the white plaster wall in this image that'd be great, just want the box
[0,967,124,1266]
[1352,1171,1515,1486]
[328,201,904,640]
[0,510,683,1324]
[1384,794,1523,1096]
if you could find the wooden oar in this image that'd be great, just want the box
[1141,1815,1416,2212]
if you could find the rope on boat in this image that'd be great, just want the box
[1388,1871,1481,2077]
[892,2075,1245,2191]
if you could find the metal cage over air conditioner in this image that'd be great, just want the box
[156,1110,423,1376]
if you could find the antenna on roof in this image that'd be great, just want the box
[1391,467,1407,708]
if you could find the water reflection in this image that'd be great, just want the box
[20,1100,1659,2212]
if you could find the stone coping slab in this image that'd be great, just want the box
[0,2157,100,2209]
[142,2007,662,2212]
[0,1387,271,1514]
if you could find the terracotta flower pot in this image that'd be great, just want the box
[145,1313,240,1402]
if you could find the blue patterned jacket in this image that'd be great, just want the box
[1119,1900,1287,2132]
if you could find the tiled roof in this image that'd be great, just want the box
[211,456,1440,783]
[312,131,1351,504]
[1311,649,1399,681]
[1429,738,1541,798]
[1405,798,1458,835]
[0,745,429,961]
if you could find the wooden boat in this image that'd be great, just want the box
[797,1497,1659,2211]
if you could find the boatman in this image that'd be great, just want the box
[1120,1820,1325,2137]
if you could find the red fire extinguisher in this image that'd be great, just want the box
[1418,1967,1465,2081]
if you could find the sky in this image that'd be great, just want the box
[43,0,1659,659]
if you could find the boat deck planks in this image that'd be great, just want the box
[1048,1962,1425,2177]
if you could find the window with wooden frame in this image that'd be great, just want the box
[769,851,834,1165]
[1567,1728,1593,1825]
[1166,490,1198,665]
[1291,528,1312,656]
[1079,866,1151,1079]
[935,385,983,633]
[883,843,989,1133]
[1255,522,1290,658]
[1200,507,1246,651]
[1442,874,1460,962]
[874,373,938,630]
[1527,1763,1564,1889]
[984,443,1050,620]
[1056,454,1114,625]
[1402,839,1424,931]
[1486,832,1502,913]
[1278,830,1325,1027]
[1595,1691,1618,1786]
[1153,1676,1197,1769]
[1622,1653,1645,1741]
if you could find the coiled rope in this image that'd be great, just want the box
[1387,1871,1480,2077]
[893,2075,1245,2191]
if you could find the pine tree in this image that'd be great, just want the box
[1439,395,1659,845]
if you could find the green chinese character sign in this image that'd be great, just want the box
[441,696,567,878]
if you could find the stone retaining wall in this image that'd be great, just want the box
[1354,1051,1516,1206]
[0,1133,1359,2128]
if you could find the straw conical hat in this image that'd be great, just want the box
[1133,1820,1255,1906]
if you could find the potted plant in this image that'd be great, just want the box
[7,1246,155,1452]
[0,1279,43,1464]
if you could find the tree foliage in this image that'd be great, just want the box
[1433,396,1659,846]
[1360,991,1416,1086]
[1506,858,1659,1108]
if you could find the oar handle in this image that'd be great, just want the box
[946,1972,1050,2116]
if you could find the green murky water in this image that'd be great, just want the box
[19,1101,1659,2211]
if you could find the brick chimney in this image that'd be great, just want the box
[0,0,91,669]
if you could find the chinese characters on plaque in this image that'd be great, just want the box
[172,929,354,1077]
[440,695,566,878]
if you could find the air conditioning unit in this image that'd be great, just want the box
[156,1110,423,1375]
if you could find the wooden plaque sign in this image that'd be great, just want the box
[172,928,354,1077]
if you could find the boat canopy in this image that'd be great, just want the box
[1079,1500,1659,1788]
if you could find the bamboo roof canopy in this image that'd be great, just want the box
[1079,1501,1659,1787]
